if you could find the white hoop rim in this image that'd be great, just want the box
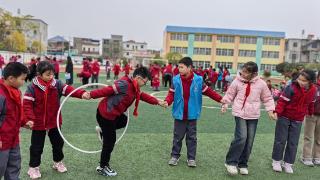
[56,82,130,154]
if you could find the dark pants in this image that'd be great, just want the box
[29,128,64,167]
[0,145,21,180]
[91,74,99,88]
[164,74,172,88]
[217,80,222,90]
[66,78,73,85]
[106,70,111,80]
[54,73,59,80]
[225,117,258,168]
[96,110,127,167]
[272,117,302,164]
[210,81,216,90]
[82,77,89,85]
[171,120,197,160]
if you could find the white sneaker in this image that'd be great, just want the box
[301,158,314,166]
[52,161,67,173]
[272,160,282,172]
[239,168,249,175]
[27,167,41,179]
[314,158,320,165]
[282,162,293,174]
[225,164,238,175]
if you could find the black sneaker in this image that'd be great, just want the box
[96,166,117,176]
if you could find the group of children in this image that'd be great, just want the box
[0,56,319,179]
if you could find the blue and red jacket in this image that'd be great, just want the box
[23,77,85,130]
[276,82,317,121]
[90,76,159,120]
[0,81,25,150]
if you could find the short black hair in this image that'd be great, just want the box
[36,61,55,75]
[133,66,151,80]
[300,69,316,83]
[178,57,193,67]
[3,62,29,79]
[242,61,258,74]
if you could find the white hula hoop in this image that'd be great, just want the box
[56,83,130,154]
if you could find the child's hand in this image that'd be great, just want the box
[221,104,228,113]
[268,111,277,121]
[82,92,91,100]
[0,140,2,149]
[24,121,34,129]
[159,100,168,108]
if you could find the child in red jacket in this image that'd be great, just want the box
[91,59,100,88]
[82,66,167,177]
[272,70,317,174]
[23,61,86,179]
[0,62,33,180]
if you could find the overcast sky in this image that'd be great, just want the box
[1,0,319,49]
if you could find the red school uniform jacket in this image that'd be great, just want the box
[0,81,26,150]
[92,61,100,75]
[23,77,85,130]
[90,76,159,120]
[276,82,317,121]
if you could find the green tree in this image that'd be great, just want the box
[4,31,26,52]
[31,40,41,53]
[165,52,182,64]
[276,62,305,77]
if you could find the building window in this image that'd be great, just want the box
[170,46,188,54]
[193,61,210,68]
[88,48,90,52]
[141,45,144,49]
[292,54,297,60]
[293,42,298,47]
[261,64,276,71]
[312,43,318,48]
[126,52,129,56]
[216,49,234,56]
[217,36,235,43]
[170,33,188,41]
[126,44,130,48]
[194,48,211,55]
[194,34,212,42]
[262,51,279,58]
[239,50,256,57]
[240,37,257,44]
[83,47,86,51]
[215,62,233,69]
[263,38,280,45]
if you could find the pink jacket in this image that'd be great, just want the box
[222,74,275,119]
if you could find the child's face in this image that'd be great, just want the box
[178,63,191,76]
[136,76,148,87]
[7,74,27,88]
[240,68,255,80]
[297,75,310,88]
[40,70,54,82]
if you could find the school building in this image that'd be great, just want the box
[163,25,286,72]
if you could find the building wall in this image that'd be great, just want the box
[22,19,48,53]
[163,26,285,72]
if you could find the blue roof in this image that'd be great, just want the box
[48,36,67,42]
[165,26,285,38]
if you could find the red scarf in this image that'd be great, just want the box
[132,79,141,117]
[2,82,23,120]
[242,81,251,109]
